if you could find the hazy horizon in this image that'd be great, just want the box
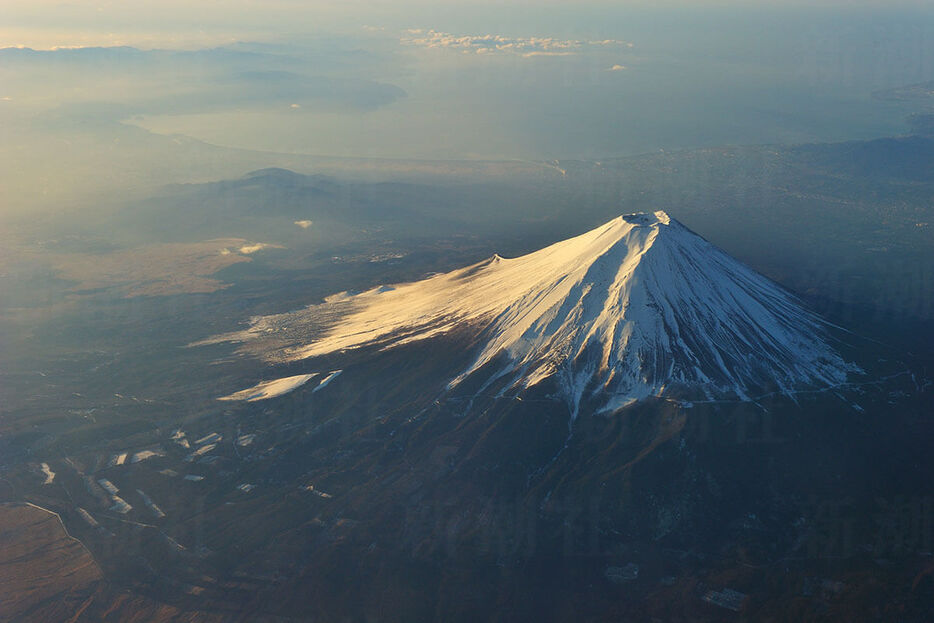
[3,2,934,218]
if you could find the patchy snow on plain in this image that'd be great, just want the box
[97,478,119,495]
[131,450,164,463]
[77,507,99,528]
[194,432,222,446]
[186,444,216,461]
[137,489,166,519]
[109,495,132,514]
[303,484,333,498]
[39,463,55,485]
[312,370,342,393]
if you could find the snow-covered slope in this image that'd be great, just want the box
[219,373,318,402]
[205,212,858,414]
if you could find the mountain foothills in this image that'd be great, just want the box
[210,212,858,417]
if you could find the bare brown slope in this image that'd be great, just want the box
[0,503,102,622]
[0,503,231,623]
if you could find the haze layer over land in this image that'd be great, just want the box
[2,3,932,218]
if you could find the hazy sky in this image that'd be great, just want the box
[2,1,933,215]
[4,1,933,48]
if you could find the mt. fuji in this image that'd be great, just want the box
[207,211,858,415]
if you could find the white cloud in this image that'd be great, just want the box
[522,51,577,58]
[294,220,313,229]
[401,30,632,58]
[608,64,627,71]
[239,243,270,254]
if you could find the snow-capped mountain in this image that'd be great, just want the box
[206,212,858,414]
